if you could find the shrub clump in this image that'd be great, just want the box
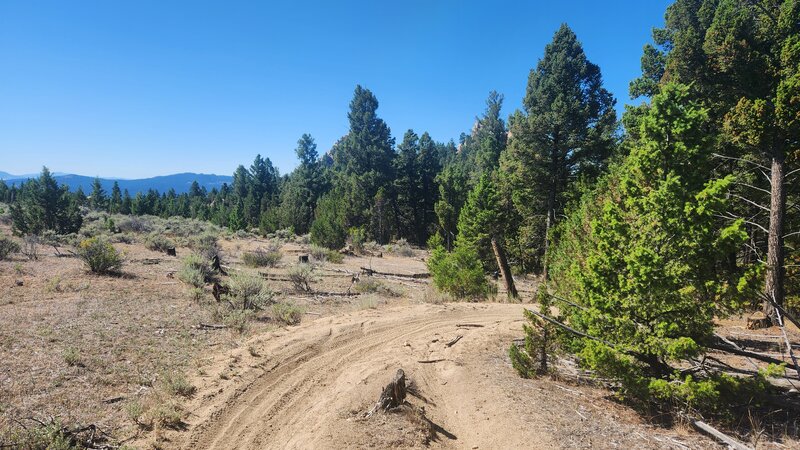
[227,272,274,310]
[242,248,282,268]
[287,263,316,292]
[272,301,305,325]
[427,235,489,300]
[309,244,344,264]
[353,278,404,297]
[190,233,222,261]
[77,238,123,274]
[178,253,214,289]
[145,233,175,253]
[0,236,20,261]
[162,371,196,398]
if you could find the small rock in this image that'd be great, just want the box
[14,280,23,286]
[404,341,411,347]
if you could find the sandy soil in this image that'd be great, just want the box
[143,302,715,450]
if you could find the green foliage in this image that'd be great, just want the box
[0,236,20,260]
[548,83,748,403]
[178,253,213,288]
[77,237,123,274]
[10,167,83,235]
[427,238,489,300]
[279,134,328,235]
[310,193,347,249]
[501,24,617,272]
[509,287,560,378]
[456,174,505,269]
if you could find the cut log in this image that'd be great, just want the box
[368,369,407,416]
[491,237,518,299]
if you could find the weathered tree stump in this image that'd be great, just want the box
[166,247,177,257]
[368,369,406,416]
[212,282,229,302]
[747,311,771,330]
[299,254,309,263]
[211,255,227,275]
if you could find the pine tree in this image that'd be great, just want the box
[394,130,421,243]
[90,177,107,211]
[280,134,328,234]
[417,132,441,244]
[502,24,617,275]
[332,86,396,240]
[549,84,747,397]
[110,182,122,213]
[10,167,82,235]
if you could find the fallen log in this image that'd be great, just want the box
[360,267,430,279]
[690,419,752,450]
[707,336,791,368]
[455,323,484,328]
[198,323,228,330]
[417,359,447,364]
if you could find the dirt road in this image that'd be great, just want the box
[163,303,708,450]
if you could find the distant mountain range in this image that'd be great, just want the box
[0,171,233,195]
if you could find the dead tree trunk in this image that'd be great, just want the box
[764,150,786,323]
[491,237,518,299]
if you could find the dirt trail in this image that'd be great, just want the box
[160,303,706,450]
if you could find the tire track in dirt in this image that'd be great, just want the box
[180,303,527,450]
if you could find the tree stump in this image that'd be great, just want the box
[299,254,309,263]
[369,369,406,416]
[747,311,771,330]
[166,247,177,257]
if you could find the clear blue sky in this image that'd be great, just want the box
[0,0,670,179]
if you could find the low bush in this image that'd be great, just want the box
[287,263,316,292]
[242,248,282,268]
[354,278,404,297]
[0,236,20,261]
[347,227,366,253]
[427,237,489,300]
[178,253,214,289]
[227,272,273,310]
[387,238,414,257]
[117,216,153,233]
[77,238,123,274]
[272,301,305,325]
[145,233,175,253]
[162,371,196,397]
[190,233,222,261]
[309,244,344,264]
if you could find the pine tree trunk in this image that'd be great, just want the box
[764,150,786,323]
[491,237,518,299]
[543,132,559,280]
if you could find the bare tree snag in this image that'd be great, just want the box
[491,237,518,299]
[764,150,786,324]
[368,369,406,416]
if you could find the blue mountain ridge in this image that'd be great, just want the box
[0,172,233,195]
